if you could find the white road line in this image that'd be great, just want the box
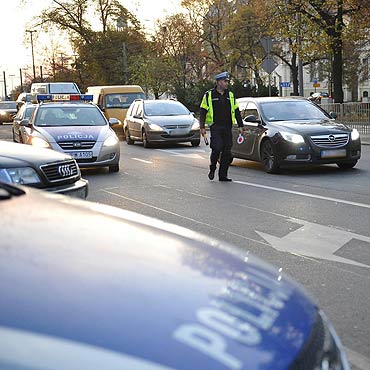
[131,158,153,164]
[101,189,270,247]
[234,180,370,210]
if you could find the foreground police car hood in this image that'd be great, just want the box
[0,186,346,370]
[34,125,109,143]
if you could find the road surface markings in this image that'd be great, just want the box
[234,180,370,210]
[131,158,153,164]
[256,217,370,268]
[157,148,207,159]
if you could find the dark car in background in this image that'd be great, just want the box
[0,183,350,370]
[12,102,37,143]
[233,97,361,173]
[0,101,17,124]
[124,99,201,147]
[0,140,88,198]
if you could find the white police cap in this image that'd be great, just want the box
[215,72,230,81]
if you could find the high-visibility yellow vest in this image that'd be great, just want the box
[200,90,238,125]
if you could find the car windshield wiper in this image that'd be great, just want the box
[0,182,26,200]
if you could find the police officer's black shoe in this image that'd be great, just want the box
[208,169,215,180]
[219,177,232,182]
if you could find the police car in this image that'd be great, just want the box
[0,183,350,370]
[19,94,120,173]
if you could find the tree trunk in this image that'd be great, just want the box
[291,52,298,96]
[331,38,344,103]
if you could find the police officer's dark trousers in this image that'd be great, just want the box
[210,125,232,179]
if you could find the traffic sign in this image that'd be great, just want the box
[280,82,291,88]
[313,83,320,87]
[261,57,278,74]
[260,37,274,54]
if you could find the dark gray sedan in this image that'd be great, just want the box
[232,97,361,173]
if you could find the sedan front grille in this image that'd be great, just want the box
[58,141,95,150]
[40,161,79,182]
[310,134,349,148]
[163,124,191,129]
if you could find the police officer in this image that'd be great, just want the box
[200,72,244,182]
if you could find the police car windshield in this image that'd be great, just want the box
[35,106,106,127]
[259,101,329,122]
[144,101,189,116]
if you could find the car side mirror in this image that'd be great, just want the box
[109,118,120,126]
[329,112,337,119]
[20,119,30,127]
[243,114,260,123]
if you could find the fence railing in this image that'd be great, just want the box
[321,102,370,134]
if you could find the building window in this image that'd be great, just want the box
[363,91,369,98]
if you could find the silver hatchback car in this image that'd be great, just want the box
[124,99,201,147]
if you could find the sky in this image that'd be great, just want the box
[0,0,182,96]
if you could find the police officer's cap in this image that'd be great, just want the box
[215,72,230,81]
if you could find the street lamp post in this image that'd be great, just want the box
[26,30,37,80]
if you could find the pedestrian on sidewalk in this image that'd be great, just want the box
[200,72,244,182]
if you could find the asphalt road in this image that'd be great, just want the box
[1,123,370,369]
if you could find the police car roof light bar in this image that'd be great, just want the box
[36,94,93,102]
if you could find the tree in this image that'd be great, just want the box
[281,0,370,103]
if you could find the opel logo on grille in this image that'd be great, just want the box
[328,134,335,142]
[58,165,72,177]
[73,142,82,148]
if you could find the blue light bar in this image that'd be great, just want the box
[36,94,93,102]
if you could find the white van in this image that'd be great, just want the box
[30,82,81,95]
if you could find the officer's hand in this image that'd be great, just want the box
[238,127,244,134]
[201,128,207,136]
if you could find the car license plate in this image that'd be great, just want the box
[169,129,186,136]
[70,151,93,159]
[321,149,346,159]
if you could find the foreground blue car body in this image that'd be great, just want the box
[0,183,349,370]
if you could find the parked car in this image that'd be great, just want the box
[0,140,88,198]
[12,102,37,143]
[124,99,201,147]
[18,94,120,173]
[0,100,17,124]
[0,183,350,370]
[30,82,81,95]
[233,97,361,173]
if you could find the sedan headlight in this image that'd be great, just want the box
[103,135,119,147]
[148,122,163,131]
[0,110,6,116]
[280,131,305,144]
[351,128,360,141]
[192,119,200,130]
[0,167,41,185]
[31,137,50,148]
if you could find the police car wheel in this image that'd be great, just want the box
[191,140,200,147]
